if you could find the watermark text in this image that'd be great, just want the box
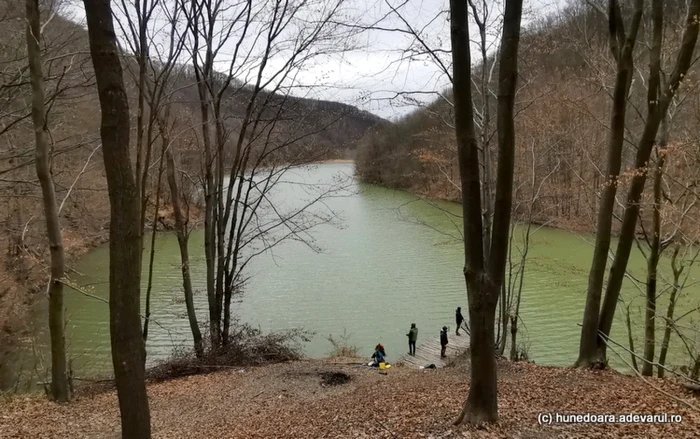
[537,412,683,425]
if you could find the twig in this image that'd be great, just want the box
[606,340,700,412]
[598,329,700,386]
[58,144,102,215]
[373,417,398,438]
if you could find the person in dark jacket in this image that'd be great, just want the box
[440,326,448,358]
[406,323,418,356]
[455,307,464,336]
[370,343,386,366]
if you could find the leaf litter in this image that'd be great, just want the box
[1,358,698,438]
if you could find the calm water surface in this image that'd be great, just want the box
[25,163,700,378]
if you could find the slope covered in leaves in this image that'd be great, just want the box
[1,359,699,438]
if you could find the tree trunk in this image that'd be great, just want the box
[642,114,668,376]
[203,123,219,349]
[641,0,665,377]
[142,143,166,348]
[25,0,69,402]
[451,0,522,425]
[82,0,151,436]
[577,0,642,368]
[189,17,219,348]
[486,0,522,368]
[509,314,518,361]
[497,274,508,356]
[625,305,639,371]
[476,17,493,261]
[658,245,682,378]
[165,147,204,358]
[457,300,497,424]
[597,0,700,360]
[449,0,487,424]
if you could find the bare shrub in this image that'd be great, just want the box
[146,324,312,382]
[325,329,360,358]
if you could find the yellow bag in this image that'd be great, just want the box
[379,362,391,369]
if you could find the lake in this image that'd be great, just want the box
[21,162,700,380]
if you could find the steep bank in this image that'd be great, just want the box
[1,359,698,438]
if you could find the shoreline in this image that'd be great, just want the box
[317,158,355,164]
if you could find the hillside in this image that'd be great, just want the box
[0,1,381,385]
[2,358,699,438]
[355,2,700,236]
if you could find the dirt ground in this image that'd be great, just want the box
[1,358,699,438]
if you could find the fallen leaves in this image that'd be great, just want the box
[1,359,699,438]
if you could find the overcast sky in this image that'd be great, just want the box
[65,0,566,120]
[273,0,564,119]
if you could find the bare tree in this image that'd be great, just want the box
[25,0,69,402]
[577,0,700,367]
[185,0,352,350]
[596,0,700,363]
[163,129,204,357]
[112,0,190,353]
[576,0,643,368]
[82,0,151,436]
[450,0,523,425]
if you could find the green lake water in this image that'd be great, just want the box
[21,162,700,380]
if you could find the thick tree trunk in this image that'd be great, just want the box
[457,300,498,424]
[165,148,204,357]
[25,0,69,402]
[577,0,642,368]
[486,0,522,369]
[449,0,487,424]
[451,0,522,425]
[597,0,700,360]
[83,0,151,436]
[488,0,521,283]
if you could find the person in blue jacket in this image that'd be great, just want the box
[371,343,386,366]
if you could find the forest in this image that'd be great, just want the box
[0,0,380,385]
[1,0,700,437]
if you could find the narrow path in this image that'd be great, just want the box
[397,332,469,368]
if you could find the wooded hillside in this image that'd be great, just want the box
[356,1,699,236]
[0,0,380,384]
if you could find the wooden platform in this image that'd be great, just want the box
[398,332,470,368]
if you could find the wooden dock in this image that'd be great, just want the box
[397,332,470,368]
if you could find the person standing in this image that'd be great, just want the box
[406,323,418,356]
[455,306,464,336]
[440,326,448,358]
